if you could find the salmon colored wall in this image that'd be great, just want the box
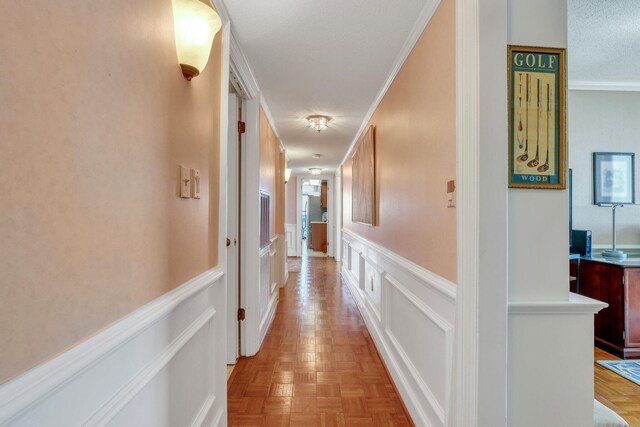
[0,1,223,384]
[342,0,456,281]
[259,108,284,237]
[286,176,298,224]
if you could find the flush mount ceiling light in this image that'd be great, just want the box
[312,153,323,159]
[306,115,332,133]
[309,168,322,175]
[172,0,222,81]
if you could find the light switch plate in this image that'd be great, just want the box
[191,169,201,199]
[180,166,190,198]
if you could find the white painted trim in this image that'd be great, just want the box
[339,0,442,166]
[83,308,217,426]
[219,21,233,367]
[569,80,640,92]
[241,98,262,356]
[228,31,259,100]
[341,234,456,426]
[334,169,342,263]
[191,394,216,427]
[342,230,456,301]
[508,293,607,315]
[0,267,224,425]
[454,0,480,424]
[260,93,282,141]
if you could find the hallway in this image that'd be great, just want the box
[227,257,413,426]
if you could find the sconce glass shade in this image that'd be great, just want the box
[172,0,222,80]
[284,168,292,183]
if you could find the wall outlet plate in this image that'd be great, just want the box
[191,169,201,199]
[180,166,190,198]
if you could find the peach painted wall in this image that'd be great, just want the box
[259,108,284,237]
[0,1,223,384]
[286,176,298,224]
[342,0,457,281]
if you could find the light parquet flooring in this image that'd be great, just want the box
[227,256,414,427]
[595,347,640,426]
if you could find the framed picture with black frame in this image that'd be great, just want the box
[593,152,635,205]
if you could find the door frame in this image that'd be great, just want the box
[226,91,246,364]
[296,174,335,258]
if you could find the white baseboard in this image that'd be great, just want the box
[341,230,456,427]
[0,268,227,427]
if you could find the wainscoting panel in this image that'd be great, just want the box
[341,231,456,427]
[285,224,297,257]
[0,268,227,427]
[258,236,279,346]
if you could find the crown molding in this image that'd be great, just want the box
[259,93,282,142]
[569,80,640,92]
[215,1,285,148]
[339,0,442,166]
[228,32,259,99]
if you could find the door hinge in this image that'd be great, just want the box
[622,276,625,285]
[238,121,246,134]
[623,330,626,341]
[237,308,246,321]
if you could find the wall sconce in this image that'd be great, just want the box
[284,168,292,184]
[172,0,222,81]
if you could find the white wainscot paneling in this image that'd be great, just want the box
[341,231,456,427]
[285,224,297,257]
[0,268,227,427]
[258,237,279,346]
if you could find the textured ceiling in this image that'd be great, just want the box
[568,0,640,82]
[224,0,428,174]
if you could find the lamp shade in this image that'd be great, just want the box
[172,0,222,80]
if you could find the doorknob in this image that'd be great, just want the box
[226,238,231,247]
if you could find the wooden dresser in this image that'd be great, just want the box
[578,256,640,359]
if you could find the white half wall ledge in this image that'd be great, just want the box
[508,293,608,315]
[0,267,227,427]
[569,81,640,92]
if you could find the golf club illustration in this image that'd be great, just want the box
[527,78,541,168]
[517,73,530,162]
[517,73,524,148]
[537,83,551,173]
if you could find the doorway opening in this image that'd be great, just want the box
[226,86,244,379]
[300,178,328,258]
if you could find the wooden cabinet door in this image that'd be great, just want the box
[625,268,640,347]
[580,260,624,349]
[321,182,327,208]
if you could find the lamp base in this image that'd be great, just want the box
[180,64,200,81]
[602,249,627,260]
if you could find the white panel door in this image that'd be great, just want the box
[226,93,240,365]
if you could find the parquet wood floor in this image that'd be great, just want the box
[595,347,640,426]
[227,256,414,426]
